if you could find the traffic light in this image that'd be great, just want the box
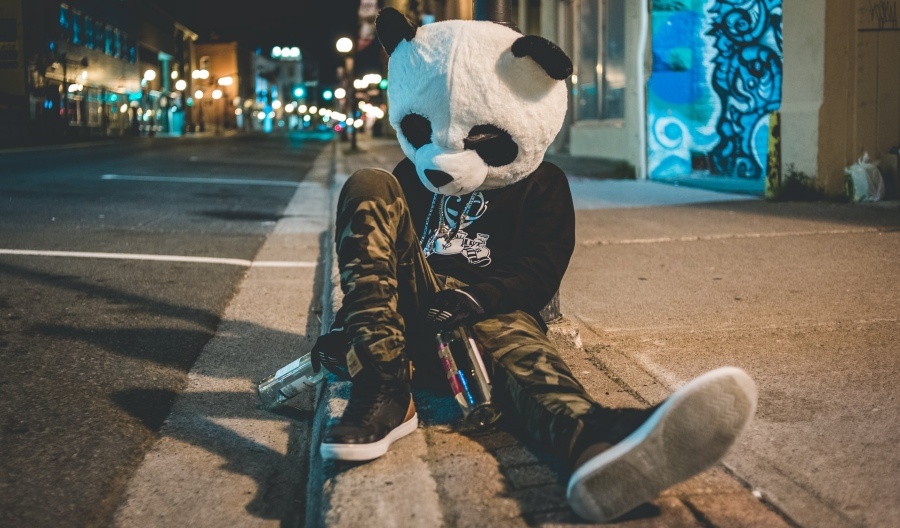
[293,86,306,98]
[322,90,334,101]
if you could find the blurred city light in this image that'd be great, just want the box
[217,76,233,86]
[194,90,204,99]
[309,106,318,113]
[212,89,223,100]
[294,87,305,98]
[272,100,282,109]
[175,79,187,91]
[335,37,353,53]
[143,69,156,81]
[171,71,178,80]
[334,88,346,99]
[323,90,333,101]
[298,105,308,113]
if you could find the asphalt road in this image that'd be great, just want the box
[0,132,328,528]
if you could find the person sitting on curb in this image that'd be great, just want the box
[314,7,758,523]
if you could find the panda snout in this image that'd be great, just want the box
[424,169,454,188]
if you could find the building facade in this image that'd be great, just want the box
[0,0,198,141]
[385,0,898,198]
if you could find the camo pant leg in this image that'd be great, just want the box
[335,168,443,364]
[471,312,600,467]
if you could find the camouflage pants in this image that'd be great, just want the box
[335,168,600,466]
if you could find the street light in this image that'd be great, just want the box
[335,37,353,54]
[212,89,223,133]
[335,37,357,149]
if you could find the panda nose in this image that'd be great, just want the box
[425,169,454,188]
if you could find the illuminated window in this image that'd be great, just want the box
[84,16,93,48]
[95,20,104,50]
[126,37,136,63]
[104,26,112,55]
[59,4,69,32]
[72,11,82,45]
[575,0,626,121]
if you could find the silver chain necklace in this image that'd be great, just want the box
[420,192,478,257]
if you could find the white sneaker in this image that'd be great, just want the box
[567,367,757,522]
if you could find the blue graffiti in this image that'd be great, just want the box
[647,0,782,181]
[707,0,783,178]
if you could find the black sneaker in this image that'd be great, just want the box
[319,358,418,462]
[567,367,757,522]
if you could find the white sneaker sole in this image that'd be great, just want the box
[319,413,419,462]
[567,367,757,523]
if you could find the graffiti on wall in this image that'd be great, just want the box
[648,0,783,180]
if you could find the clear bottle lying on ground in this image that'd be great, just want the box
[435,325,502,431]
[257,352,325,410]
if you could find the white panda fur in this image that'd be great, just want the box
[386,20,568,196]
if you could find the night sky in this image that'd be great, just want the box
[150,0,364,84]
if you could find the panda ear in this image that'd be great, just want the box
[376,8,417,55]
[511,35,573,81]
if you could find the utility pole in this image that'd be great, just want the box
[473,0,515,29]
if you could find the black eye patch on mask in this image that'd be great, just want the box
[400,113,433,149]
[464,124,518,167]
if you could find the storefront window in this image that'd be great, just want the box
[575,0,626,121]
[576,0,599,119]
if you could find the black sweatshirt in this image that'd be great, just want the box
[393,157,576,321]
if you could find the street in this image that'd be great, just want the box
[2,132,899,528]
[0,133,328,527]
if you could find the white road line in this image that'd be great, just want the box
[581,227,887,246]
[0,249,316,268]
[101,174,301,187]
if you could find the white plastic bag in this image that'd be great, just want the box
[845,153,885,202]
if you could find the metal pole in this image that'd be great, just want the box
[473,0,516,29]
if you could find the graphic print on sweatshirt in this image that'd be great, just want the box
[432,192,492,267]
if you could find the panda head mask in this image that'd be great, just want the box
[376,8,572,196]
